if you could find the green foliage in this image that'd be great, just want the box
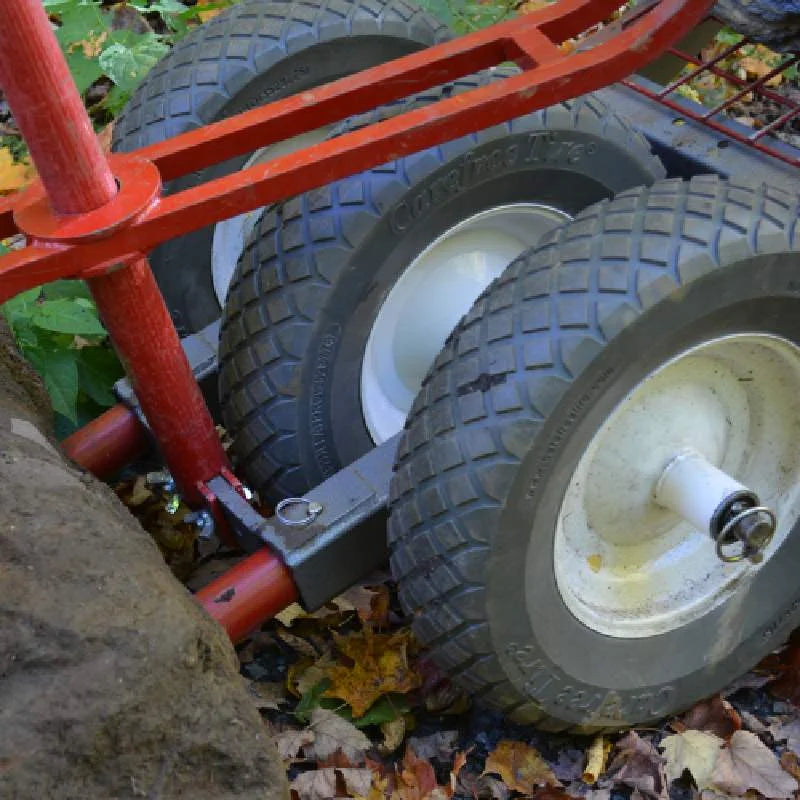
[415,0,516,33]
[1,270,124,432]
[43,0,237,112]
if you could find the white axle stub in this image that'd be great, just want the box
[553,333,800,639]
[654,450,776,563]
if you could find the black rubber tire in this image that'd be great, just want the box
[112,0,448,335]
[218,81,666,502]
[714,0,800,51]
[388,174,800,732]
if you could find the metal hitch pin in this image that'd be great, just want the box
[654,449,777,563]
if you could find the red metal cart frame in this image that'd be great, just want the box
[0,0,713,638]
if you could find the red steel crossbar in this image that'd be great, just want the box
[0,0,712,302]
[0,0,713,640]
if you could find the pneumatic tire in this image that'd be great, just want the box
[113,0,448,335]
[389,175,800,731]
[714,0,800,51]
[218,82,665,502]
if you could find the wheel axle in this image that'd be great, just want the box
[654,449,776,563]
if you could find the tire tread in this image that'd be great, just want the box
[389,175,800,731]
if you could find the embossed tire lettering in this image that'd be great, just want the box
[218,78,664,501]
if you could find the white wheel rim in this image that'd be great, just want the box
[361,204,571,444]
[211,127,334,306]
[553,333,800,638]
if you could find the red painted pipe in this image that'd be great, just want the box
[0,0,231,508]
[0,1,115,213]
[62,402,149,478]
[195,549,299,642]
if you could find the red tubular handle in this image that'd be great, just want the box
[195,549,299,643]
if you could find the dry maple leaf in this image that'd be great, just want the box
[291,767,374,800]
[606,731,667,800]
[308,707,371,763]
[711,730,798,799]
[323,629,421,717]
[396,744,439,800]
[0,147,35,195]
[483,740,560,794]
[661,730,724,789]
[681,696,741,741]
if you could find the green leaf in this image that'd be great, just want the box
[414,0,455,28]
[130,0,186,13]
[43,280,92,302]
[31,298,107,336]
[54,3,109,48]
[40,349,80,423]
[99,36,168,92]
[2,287,42,326]
[76,346,123,407]
[295,678,331,723]
[351,694,410,728]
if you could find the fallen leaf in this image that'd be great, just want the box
[309,707,371,763]
[738,57,782,86]
[277,627,321,659]
[583,790,611,800]
[0,147,35,194]
[780,751,800,782]
[606,731,667,800]
[483,740,560,794]
[554,749,585,783]
[246,680,287,711]
[337,584,391,626]
[767,635,800,703]
[451,750,469,795]
[397,745,438,800]
[276,726,316,760]
[379,716,405,755]
[768,718,800,753]
[323,629,421,717]
[532,788,572,800]
[407,731,459,762]
[711,730,798,799]
[683,696,741,741]
[277,602,308,627]
[468,774,511,800]
[291,767,373,800]
[583,736,611,784]
[661,730,724,789]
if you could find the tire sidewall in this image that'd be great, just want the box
[490,253,800,726]
[158,38,431,334]
[297,120,662,487]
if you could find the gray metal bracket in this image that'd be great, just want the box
[206,435,398,611]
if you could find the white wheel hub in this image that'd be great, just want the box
[553,333,800,638]
[211,127,334,306]
[361,204,571,444]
